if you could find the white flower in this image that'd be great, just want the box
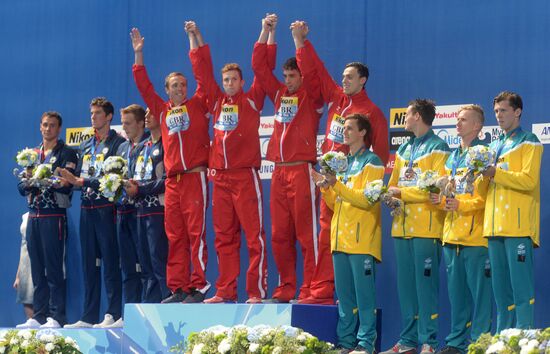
[297,334,307,342]
[10,337,18,345]
[65,336,75,345]
[249,343,260,353]
[217,338,231,353]
[21,340,29,348]
[192,343,204,354]
[298,346,306,353]
[273,347,282,354]
[281,325,299,337]
[486,341,505,353]
[0,346,5,354]
[527,340,539,348]
[500,328,522,340]
[45,342,55,352]
[206,325,229,336]
[16,148,39,167]
[18,329,32,340]
[519,338,529,347]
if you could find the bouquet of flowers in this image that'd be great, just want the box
[417,170,443,193]
[0,328,82,353]
[99,173,124,202]
[15,148,39,168]
[468,327,550,354]
[461,145,495,194]
[170,324,337,354]
[98,156,128,202]
[363,179,403,216]
[318,151,348,175]
[14,148,61,190]
[102,156,128,176]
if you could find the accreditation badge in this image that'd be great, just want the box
[214,104,239,131]
[327,114,345,144]
[166,106,191,135]
[275,96,298,123]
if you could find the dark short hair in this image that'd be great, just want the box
[282,57,300,73]
[493,91,523,116]
[41,111,62,127]
[164,72,187,89]
[90,97,114,117]
[345,62,369,84]
[408,98,436,126]
[345,113,371,141]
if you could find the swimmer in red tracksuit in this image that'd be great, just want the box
[293,21,390,304]
[131,26,211,304]
[186,21,268,304]
[252,14,324,303]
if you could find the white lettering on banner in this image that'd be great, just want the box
[391,135,412,146]
[532,123,550,144]
[434,125,500,149]
[259,116,275,136]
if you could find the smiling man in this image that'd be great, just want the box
[481,91,542,331]
[131,26,211,304]
[292,21,389,305]
[16,111,77,329]
[185,21,268,304]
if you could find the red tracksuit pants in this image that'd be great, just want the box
[164,171,209,294]
[308,199,335,299]
[270,163,319,301]
[211,168,268,300]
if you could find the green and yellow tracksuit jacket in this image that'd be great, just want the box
[322,147,385,261]
[388,130,450,239]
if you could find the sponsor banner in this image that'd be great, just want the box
[65,125,124,146]
[433,125,502,149]
[390,131,414,151]
[389,104,472,128]
[258,160,275,179]
[432,104,470,126]
[385,153,396,175]
[259,115,275,136]
[532,123,550,144]
[389,108,407,128]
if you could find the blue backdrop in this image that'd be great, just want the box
[1,0,548,348]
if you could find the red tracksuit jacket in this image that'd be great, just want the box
[252,42,324,163]
[133,47,211,176]
[193,45,265,170]
[296,40,389,164]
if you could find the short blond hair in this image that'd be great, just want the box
[164,72,187,88]
[458,104,485,125]
[120,104,146,124]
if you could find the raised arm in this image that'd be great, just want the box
[252,14,282,102]
[130,28,165,119]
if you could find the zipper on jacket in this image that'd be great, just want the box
[334,202,343,250]
[492,185,496,236]
[469,215,475,235]
[280,123,287,162]
[356,223,360,243]
[517,208,521,229]
[402,202,406,237]
[429,211,433,231]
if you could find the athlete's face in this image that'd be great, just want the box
[165,75,188,106]
[222,70,244,97]
[494,100,521,133]
[121,112,143,141]
[456,109,482,139]
[341,67,366,96]
[90,105,112,131]
[343,119,365,146]
[145,109,159,130]
[40,116,61,142]
[404,105,420,132]
[283,69,302,94]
